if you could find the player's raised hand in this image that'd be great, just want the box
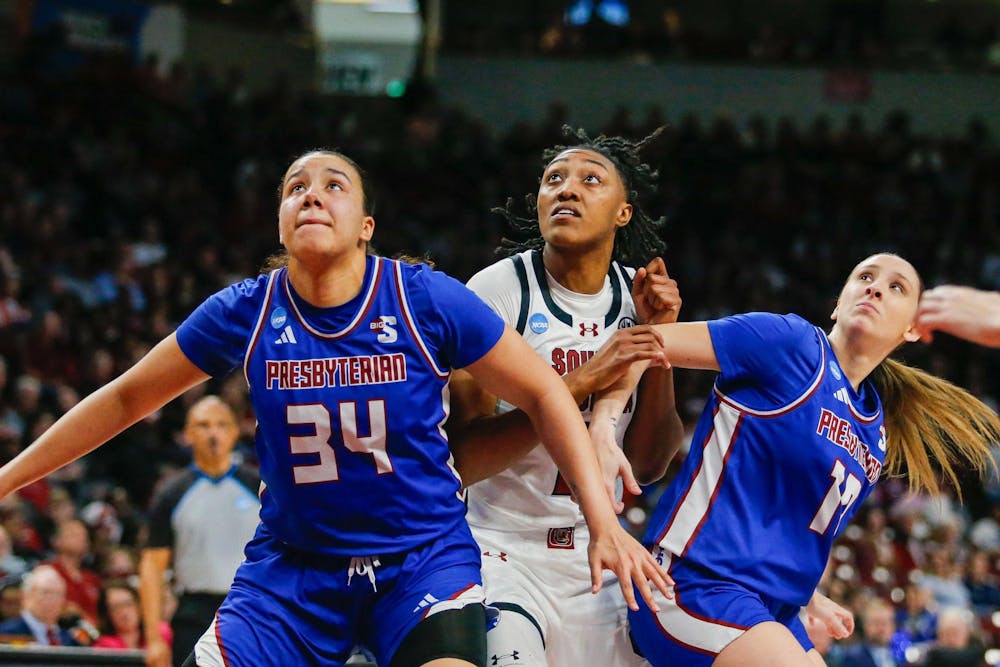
[577,325,668,395]
[916,285,1000,346]
[632,257,681,326]
[588,522,673,613]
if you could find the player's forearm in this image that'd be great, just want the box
[564,362,610,404]
[0,384,138,498]
[525,385,618,531]
[450,409,541,487]
[590,361,646,431]
[451,365,600,487]
[624,367,684,484]
[138,553,166,645]
[0,335,205,498]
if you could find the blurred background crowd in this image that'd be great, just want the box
[0,0,999,664]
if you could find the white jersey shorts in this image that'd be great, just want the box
[474,523,648,666]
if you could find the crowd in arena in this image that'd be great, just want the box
[443,0,1000,72]
[0,44,998,664]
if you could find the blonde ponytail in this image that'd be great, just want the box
[870,357,1000,496]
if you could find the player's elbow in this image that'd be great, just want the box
[632,459,670,486]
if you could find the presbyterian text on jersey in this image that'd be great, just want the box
[265,353,407,390]
[815,408,882,483]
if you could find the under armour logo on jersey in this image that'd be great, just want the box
[482,550,508,562]
[412,593,439,613]
[273,325,297,345]
[578,322,599,337]
[833,387,850,405]
[491,651,520,665]
[370,316,398,343]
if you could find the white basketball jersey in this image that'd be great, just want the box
[466,249,638,531]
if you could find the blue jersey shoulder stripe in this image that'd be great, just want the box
[243,269,281,387]
[713,337,826,419]
[392,259,449,379]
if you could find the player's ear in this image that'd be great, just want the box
[902,323,921,343]
[830,300,839,321]
[360,216,375,243]
[616,203,633,228]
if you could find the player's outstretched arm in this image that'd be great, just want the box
[464,326,673,611]
[448,324,668,487]
[623,257,686,485]
[591,321,718,440]
[0,334,209,499]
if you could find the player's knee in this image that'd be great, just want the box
[486,606,546,667]
[390,605,487,667]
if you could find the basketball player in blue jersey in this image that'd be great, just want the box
[446,128,685,666]
[0,150,671,667]
[589,253,1000,666]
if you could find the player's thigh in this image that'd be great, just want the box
[805,648,828,666]
[390,604,487,667]
[195,536,358,667]
[475,527,553,665]
[373,523,487,665]
[628,551,781,667]
[713,622,814,667]
[486,605,546,667]
[550,582,646,666]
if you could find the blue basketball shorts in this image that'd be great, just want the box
[193,522,487,666]
[628,548,812,667]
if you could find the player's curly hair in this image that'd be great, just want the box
[496,126,666,267]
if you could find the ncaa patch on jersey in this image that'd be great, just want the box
[270,307,288,329]
[829,361,842,380]
[528,313,549,334]
[618,317,636,329]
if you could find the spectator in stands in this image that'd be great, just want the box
[838,598,901,667]
[0,526,28,578]
[924,607,983,667]
[963,550,1000,618]
[0,581,22,622]
[922,549,972,611]
[44,518,101,626]
[93,580,172,650]
[0,564,79,645]
[896,582,938,644]
[139,396,260,667]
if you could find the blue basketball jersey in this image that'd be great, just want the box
[644,313,887,606]
[176,255,504,555]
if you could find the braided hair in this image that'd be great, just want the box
[496,126,666,267]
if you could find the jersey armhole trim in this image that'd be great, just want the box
[713,336,826,418]
[393,260,449,379]
[242,269,281,387]
[511,254,530,335]
[529,250,573,327]
[606,261,628,327]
